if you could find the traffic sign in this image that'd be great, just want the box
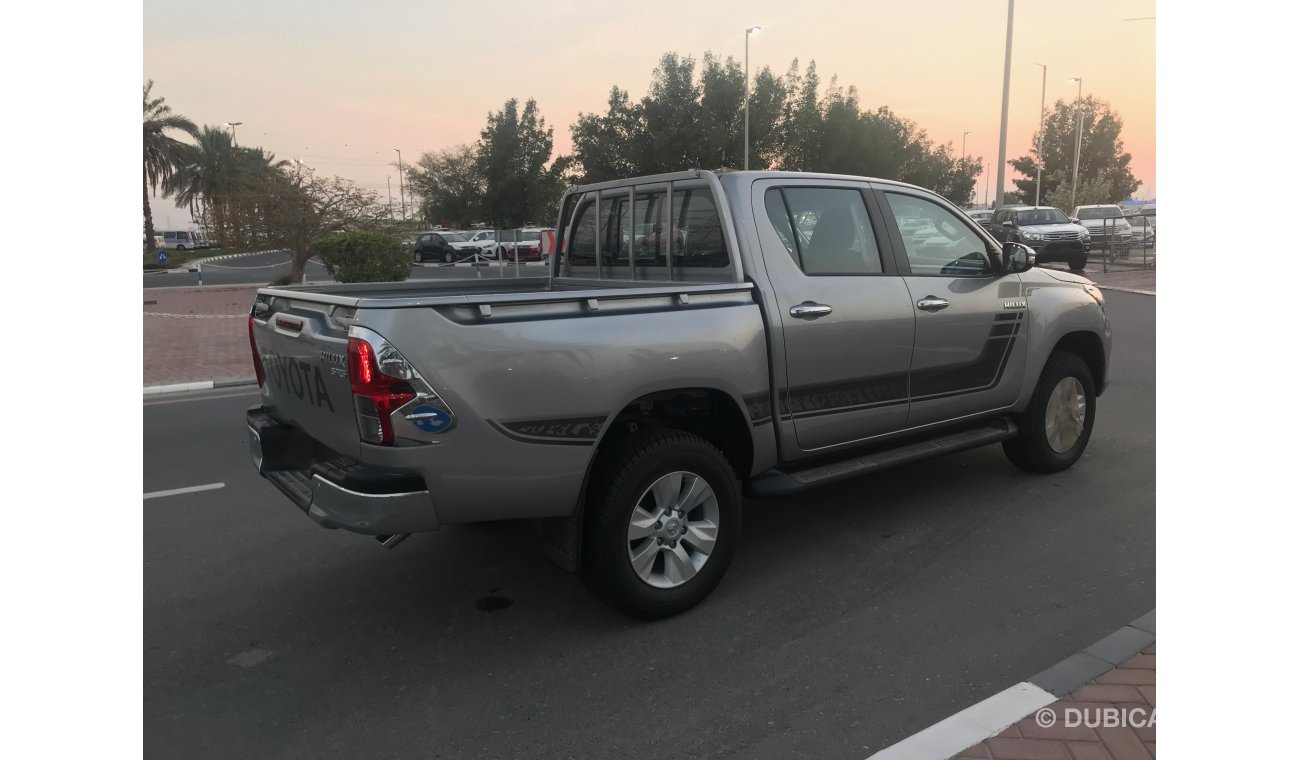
[157,250,168,263]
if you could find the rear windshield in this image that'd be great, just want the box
[1077,207,1123,220]
[1015,209,1069,225]
[562,184,732,282]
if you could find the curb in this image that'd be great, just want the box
[143,377,258,396]
[866,608,1155,759]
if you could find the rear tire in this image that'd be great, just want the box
[1003,351,1097,473]
[582,429,741,619]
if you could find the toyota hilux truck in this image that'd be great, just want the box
[247,170,1111,619]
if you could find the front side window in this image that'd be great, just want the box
[764,187,882,275]
[885,193,993,276]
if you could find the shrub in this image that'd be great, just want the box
[312,230,411,283]
[268,273,297,286]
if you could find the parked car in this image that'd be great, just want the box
[989,206,1091,272]
[495,227,556,262]
[1072,204,1134,256]
[248,169,1110,619]
[965,209,995,231]
[412,231,482,264]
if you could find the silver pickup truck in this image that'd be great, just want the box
[247,170,1111,618]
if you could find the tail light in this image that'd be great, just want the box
[348,337,416,445]
[248,315,266,387]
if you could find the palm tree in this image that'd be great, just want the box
[143,80,198,254]
[167,128,291,250]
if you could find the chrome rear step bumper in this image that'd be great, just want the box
[248,408,439,535]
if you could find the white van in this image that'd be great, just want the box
[160,230,199,249]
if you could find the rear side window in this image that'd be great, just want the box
[764,187,882,275]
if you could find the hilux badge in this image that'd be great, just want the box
[1003,299,1027,310]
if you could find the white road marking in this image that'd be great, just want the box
[144,482,226,500]
[866,681,1056,759]
[144,388,259,406]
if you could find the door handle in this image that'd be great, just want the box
[916,296,949,312]
[789,302,833,319]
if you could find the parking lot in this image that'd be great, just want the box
[144,290,1154,759]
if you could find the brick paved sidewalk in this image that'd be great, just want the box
[953,647,1156,760]
[143,286,259,387]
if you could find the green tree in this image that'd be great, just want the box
[637,53,703,173]
[746,66,787,170]
[1010,95,1140,206]
[570,86,645,183]
[167,127,289,250]
[406,144,483,227]
[696,52,745,170]
[142,80,198,254]
[477,98,556,227]
[780,60,823,171]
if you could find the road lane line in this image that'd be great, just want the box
[144,482,226,500]
[144,388,259,406]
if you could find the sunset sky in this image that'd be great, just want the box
[144,0,1154,228]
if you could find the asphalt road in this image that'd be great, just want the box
[144,291,1155,759]
[142,250,545,289]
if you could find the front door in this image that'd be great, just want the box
[875,187,1028,430]
[754,179,916,454]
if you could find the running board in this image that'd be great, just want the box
[747,417,1019,498]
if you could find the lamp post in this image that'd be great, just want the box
[393,149,406,221]
[1068,76,1084,210]
[744,25,761,171]
[994,0,1014,209]
[1035,63,1046,207]
[961,131,971,160]
[388,177,394,219]
[223,121,243,146]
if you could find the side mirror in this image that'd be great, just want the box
[1001,221,1014,228]
[1001,242,1036,274]
[1069,217,1081,224]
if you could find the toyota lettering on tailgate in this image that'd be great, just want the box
[264,350,336,411]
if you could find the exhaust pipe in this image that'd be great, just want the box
[376,533,410,549]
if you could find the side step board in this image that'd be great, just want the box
[748,417,1019,498]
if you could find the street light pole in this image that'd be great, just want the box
[387,177,394,220]
[962,131,971,160]
[1035,63,1046,207]
[1069,76,1084,210]
[744,26,761,171]
[994,0,1014,209]
[393,149,406,221]
[223,121,243,146]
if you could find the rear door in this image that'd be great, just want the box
[753,178,915,454]
[874,186,1028,430]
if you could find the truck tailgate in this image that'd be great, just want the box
[251,299,360,459]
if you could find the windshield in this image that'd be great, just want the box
[1015,209,1069,225]
[441,233,468,243]
[1078,207,1123,220]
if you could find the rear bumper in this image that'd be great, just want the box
[247,407,439,535]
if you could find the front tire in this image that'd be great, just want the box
[414,251,424,263]
[582,429,741,619]
[1069,252,1087,272]
[1003,351,1097,473]
[444,252,454,263]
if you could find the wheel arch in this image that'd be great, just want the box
[564,387,754,572]
[1051,330,1108,396]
